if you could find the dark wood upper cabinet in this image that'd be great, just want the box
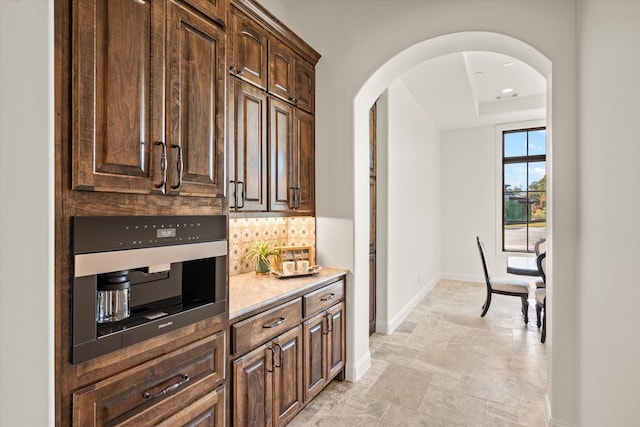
[72,0,165,194]
[268,38,315,113]
[72,0,225,198]
[269,97,294,212]
[230,7,268,89]
[229,80,268,211]
[293,108,315,213]
[269,98,314,214]
[294,57,315,113]
[268,38,295,103]
[166,0,226,197]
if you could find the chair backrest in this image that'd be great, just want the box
[534,238,547,257]
[536,252,547,284]
[476,236,491,285]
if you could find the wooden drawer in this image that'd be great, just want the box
[232,298,302,355]
[73,332,225,426]
[303,279,345,318]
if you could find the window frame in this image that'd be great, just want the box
[495,120,546,255]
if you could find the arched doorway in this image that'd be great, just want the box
[348,31,552,379]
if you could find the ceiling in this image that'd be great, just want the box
[398,51,546,130]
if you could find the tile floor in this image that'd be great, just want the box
[289,279,547,426]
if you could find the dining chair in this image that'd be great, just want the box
[476,236,530,324]
[534,238,547,289]
[535,252,547,343]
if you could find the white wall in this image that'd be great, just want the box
[382,79,441,331]
[0,1,54,425]
[260,0,578,425]
[578,1,640,425]
[441,126,497,282]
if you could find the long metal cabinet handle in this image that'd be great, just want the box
[263,317,285,329]
[229,180,236,208]
[154,141,167,190]
[267,347,275,373]
[274,342,283,368]
[170,144,183,190]
[288,186,296,209]
[143,374,189,400]
[238,181,245,209]
[320,293,335,302]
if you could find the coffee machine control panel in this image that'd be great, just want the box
[74,215,227,253]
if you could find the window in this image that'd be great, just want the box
[502,127,546,252]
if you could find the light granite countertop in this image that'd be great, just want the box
[229,267,348,322]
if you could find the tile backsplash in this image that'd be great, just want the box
[229,217,316,276]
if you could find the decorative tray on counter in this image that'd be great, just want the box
[271,265,322,279]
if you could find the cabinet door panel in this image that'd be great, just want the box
[294,109,315,213]
[273,326,303,426]
[269,98,294,212]
[167,2,225,197]
[294,57,315,113]
[303,313,327,402]
[233,81,268,211]
[231,10,268,89]
[268,39,295,102]
[72,0,164,193]
[327,303,346,379]
[233,345,273,427]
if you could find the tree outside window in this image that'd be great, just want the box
[503,128,546,252]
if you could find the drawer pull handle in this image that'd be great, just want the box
[143,374,190,400]
[263,317,286,329]
[321,293,336,301]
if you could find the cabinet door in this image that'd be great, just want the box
[230,9,268,89]
[327,302,346,380]
[268,39,295,103]
[272,326,303,426]
[303,312,327,402]
[166,1,225,197]
[231,81,268,211]
[233,344,273,427]
[72,0,164,194]
[269,98,294,212]
[293,109,315,214]
[294,57,315,113]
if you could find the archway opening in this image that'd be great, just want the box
[349,31,552,381]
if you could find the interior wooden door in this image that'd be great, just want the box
[369,102,377,335]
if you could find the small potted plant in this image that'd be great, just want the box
[244,240,281,275]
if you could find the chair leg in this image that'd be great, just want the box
[521,295,529,325]
[481,289,492,317]
[536,302,542,328]
[541,299,546,343]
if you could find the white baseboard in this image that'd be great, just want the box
[376,274,439,335]
[344,349,371,382]
[440,272,484,283]
[545,393,577,427]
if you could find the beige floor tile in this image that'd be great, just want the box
[289,280,546,426]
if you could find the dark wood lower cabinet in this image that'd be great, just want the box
[72,333,226,426]
[303,301,345,402]
[231,276,346,426]
[233,326,303,426]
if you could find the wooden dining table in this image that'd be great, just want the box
[507,256,539,276]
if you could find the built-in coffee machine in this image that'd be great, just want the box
[72,215,227,364]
